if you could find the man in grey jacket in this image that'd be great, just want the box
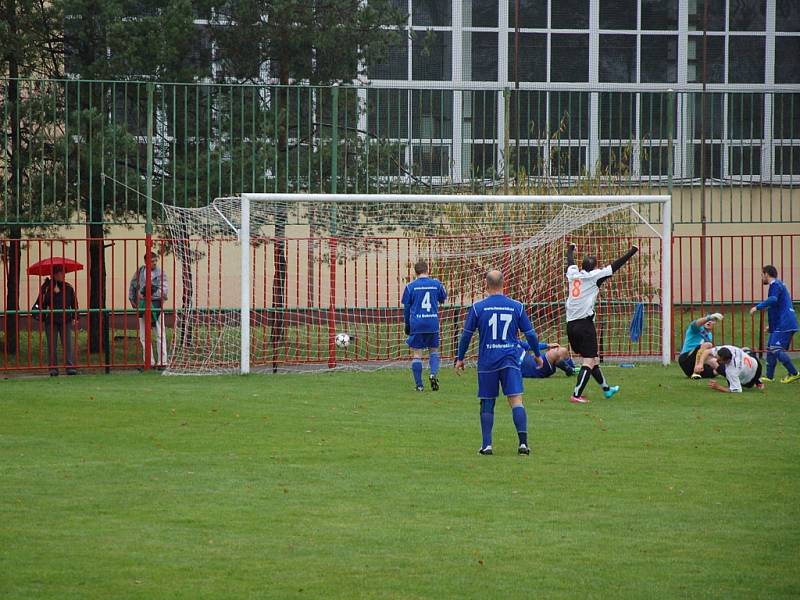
[129,252,169,368]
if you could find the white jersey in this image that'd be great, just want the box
[711,345,757,392]
[565,264,613,322]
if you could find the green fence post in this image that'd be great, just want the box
[144,82,154,370]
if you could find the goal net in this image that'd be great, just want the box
[161,193,670,375]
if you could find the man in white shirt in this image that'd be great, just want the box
[565,242,638,404]
[706,345,763,393]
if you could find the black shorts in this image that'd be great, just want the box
[567,317,598,358]
[742,358,763,388]
[678,346,716,378]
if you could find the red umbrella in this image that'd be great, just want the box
[27,257,84,276]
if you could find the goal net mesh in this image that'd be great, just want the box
[161,196,663,374]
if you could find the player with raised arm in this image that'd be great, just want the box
[455,269,543,456]
[516,340,576,379]
[749,265,799,384]
[565,242,638,404]
[677,313,724,379]
[706,345,764,393]
[402,260,447,392]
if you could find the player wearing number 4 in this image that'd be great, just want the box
[749,265,799,384]
[565,242,639,404]
[455,269,543,456]
[402,260,447,392]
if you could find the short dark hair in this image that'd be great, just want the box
[582,256,597,271]
[762,265,778,279]
[52,265,64,274]
[717,347,733,362]
[414,260,428,275]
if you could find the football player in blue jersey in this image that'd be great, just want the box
[516,340,576,379]
[750,265,799,384]
[455,269,543,456]
[402,260,447,391]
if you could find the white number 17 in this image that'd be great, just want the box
[488,313,513,340]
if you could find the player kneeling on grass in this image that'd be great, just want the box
[455,269,543,456]
[516,340,576,378]
[704,346,764,393]
[677,313,724,379]
[402,259,447,392]
[565,242,639,404]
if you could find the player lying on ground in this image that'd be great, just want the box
[749,265,800,384]
[565,242,638,404]
[704,345,764,393]
[402,259,447,392]
[516,341,576,378]
[677,313,724,379]
[455,269,543,456]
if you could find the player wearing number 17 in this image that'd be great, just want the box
[455,269,543,456]
[402,260,448,392]
[565,242,638,404]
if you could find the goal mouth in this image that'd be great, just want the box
[162,193,670,375]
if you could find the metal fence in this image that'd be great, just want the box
[2,79,799,227]
[0,234,796,373]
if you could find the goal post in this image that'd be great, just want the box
[163,193,671,375]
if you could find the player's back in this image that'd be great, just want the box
[716,345,757,390]
[402,276,446,333]
[768,280,799,332]
[468,294,530,371]
[565,264,612,321]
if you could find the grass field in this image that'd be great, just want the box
[1,365,799,599]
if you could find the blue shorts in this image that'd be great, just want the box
[477,367,523,399]
[767,331,795,351]
[520,353,556,378]
[406,332,439,350]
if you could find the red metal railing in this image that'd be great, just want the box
[1,234,796,373]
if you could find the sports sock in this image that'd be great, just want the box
[411,359,423,387]
[555,358,575,374]
[776,350,798,376]
[512,405,528,446]
[429,352,440,375]
[574,366,591,397]
[591,365,610,391]
[766,352,778,379]
[480,398,495,448]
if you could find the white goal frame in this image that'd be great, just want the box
[222,193,673,374]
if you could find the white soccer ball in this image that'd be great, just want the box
[335,332,351,348]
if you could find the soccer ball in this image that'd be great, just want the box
[335,332,351,348]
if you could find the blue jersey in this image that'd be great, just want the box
[402,276,447,334]
[757,279,798,333]
[680,321,713,355]
[457,294,540,371]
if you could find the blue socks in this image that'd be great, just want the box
[411,359,423,387]
[480,398,495,448]
[776,349,798,376]
[767,352,777,379]
[512,405,528,446]
[768,349,799,378]
[429,352,440,375]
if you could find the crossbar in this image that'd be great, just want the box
[241,193,670,204]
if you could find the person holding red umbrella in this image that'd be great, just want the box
[34,265,78,376]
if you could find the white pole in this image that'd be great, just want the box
[242,193,669,204]
[240,194,251,375]
[661,197,672,366]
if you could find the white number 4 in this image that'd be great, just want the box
[421,291,432,311]
[488,313,513,340]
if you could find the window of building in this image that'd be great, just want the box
[411,90,453,138]
[549,146,586,176]
[641,35,677,82]
[688,0,725,32]
[729,0,766,31]
[773,93,800,140]
[412,0,451,26]
[599,34,637,83]
[367,89,410,139]
[509,0,547,29]
[413,145,450,177]
[510,90,547,139]
[412,30,452,80]
[468,32,498,82]
[550,34,589,82]
[688,35,724,83]
[369,38,409,80]
[729,146,761,176]
[600,0,637,30]
[463,90,497,140]
[551,0,589,29]
[728,93,764,139]
[641,0,678,30]
[599,92,635,139]
[549,92,589,140]
[776,0,800,32]
[465,0,498,27]
[728,36,765,84]
[508,33,546,82]
[775,38,800,83]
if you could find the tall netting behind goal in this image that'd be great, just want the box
[162,194,670,374]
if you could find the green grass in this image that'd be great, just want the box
[1,366,799,599]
